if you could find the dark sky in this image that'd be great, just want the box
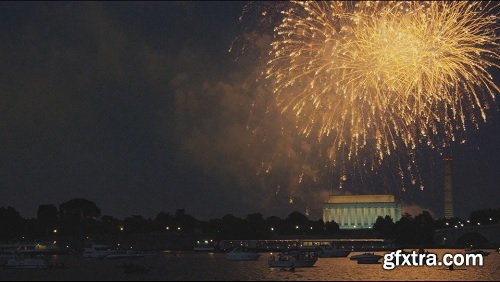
[0,2,498,220]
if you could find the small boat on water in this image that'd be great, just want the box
[5,258,49,269]
[83,243,152,259]
[0,244,20,254]
[104,251,145,260]
[268,250,318,268]
[16,243,63,255]
[193,240,216,252]
[226,247,260,261]
[350,253,383,264]
[193,246,216,252]
[315,245,351,258]
[83,244,116,259]
[1,242,63,256]
[0,254,16,267]
[0,245,17,266]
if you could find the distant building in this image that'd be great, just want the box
[443,158,454,219]
[323,195,401,229]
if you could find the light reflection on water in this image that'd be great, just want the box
[1,249,498,281]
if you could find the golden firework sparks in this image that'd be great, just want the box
[264,1,499,178]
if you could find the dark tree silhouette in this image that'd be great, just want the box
[220,214,246,239]
[123,215,154,233]
[469,208,499,225]
[246,213,267,239]
[323,220,340,234]
[414,211,435,244]
[285,211,310,234]
[0,199,497,248]
[59,198,101,221]
[174,209,198,233]
[57,199,101,239]
[155,212,174,231]
[265,216,283,234]
[0,207,24,240]
[37,205,58,225]
[37,204,59,236]
[373,215,395,238]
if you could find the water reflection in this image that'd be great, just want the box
[0,249,498,281]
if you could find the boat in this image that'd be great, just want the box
[315,245,351,258]
[0,244,18,266]
[193,240,216,252]
[465,248,490,256]
[268,250,318,268]
[5,258,49,269]
[193,246,216,252]
[350,252,382,264]
[1,242,62,256]
[0,254,16,267]
[350,252,379,260]
[83,244,116,258]
[226,247,260,261]
[104,250,145,260]
[0,244,19,254]
[16,243,54,255]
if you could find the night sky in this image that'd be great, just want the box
[0,2,498,220]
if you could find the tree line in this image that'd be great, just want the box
[0,198,498,246]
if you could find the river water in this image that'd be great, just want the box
[1,249,498,281]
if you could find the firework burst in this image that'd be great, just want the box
[259,1,499,189]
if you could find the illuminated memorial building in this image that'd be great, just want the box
[323,195,401,229]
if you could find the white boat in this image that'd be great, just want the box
[350,253,382,264]
[2,243,59,255]
[83,244,116,258]
[5,258,49,269]
[16,243,51,255]
[316,245,351,258]
[226,247,260,261]
[268,250,318,268]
